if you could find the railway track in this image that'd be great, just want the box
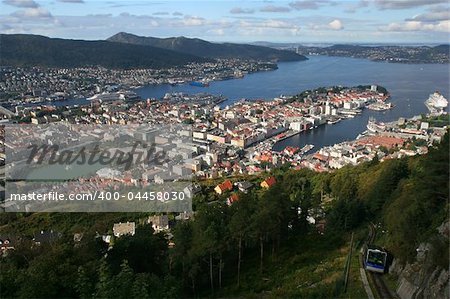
[370,272,394,299]
[363,223,396,299]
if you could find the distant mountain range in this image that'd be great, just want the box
[3,33,444,68]
[107,32,307,62]
[250,41,449,64]
[0,33,307,69]
[0,34,210,69]
[296,44,449,64]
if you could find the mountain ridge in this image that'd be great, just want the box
[107,32,307,62]
[0,34,209,69]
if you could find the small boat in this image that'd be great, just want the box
[190,81,209,87]
[327,118,341,125]
[367,102,394,111]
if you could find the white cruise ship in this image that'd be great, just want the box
[425,92,448,115]
[87,91,139,102]
[367,117,386,133]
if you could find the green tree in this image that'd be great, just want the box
[229,192,256,287]
[94,259,113,298]
[76,266,94,299]
[172,220,193,288]
[16,244,78,298]
[111,260,135,299]
[191,202,229,293]
[131,274,150,299]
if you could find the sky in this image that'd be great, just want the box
[0,0,449,44]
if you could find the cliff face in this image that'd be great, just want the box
[391,221,449,299]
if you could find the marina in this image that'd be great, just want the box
[6,56,449,152]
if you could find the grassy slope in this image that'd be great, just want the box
[213,232,365,298]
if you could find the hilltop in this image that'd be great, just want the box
[0,34,209,69]
[107,32,307,62]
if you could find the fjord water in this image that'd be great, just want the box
[135,55,449,150]
[54,56,448,150]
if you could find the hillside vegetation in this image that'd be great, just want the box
[107,32,307,62]
[0,132,447,298]
[0,34,209,69]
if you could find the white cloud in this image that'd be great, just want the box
[57,0,85,3]
[289,0,333,10]
[344,0,370,13]
[381,20,450,32]
[207,28,225,36]
[182,16,206,26]
[3,0,38,8]
[230,7,255,14]
[11,7,53,18]
[374,0,448,10]
[238,19,300,30]
[264,20,295,29]
[236,18,301,37]
[309,19,344,31]
[407,10,450,22]
[429,5,450,13]
[260,5,291,13]
[328,19,343,30]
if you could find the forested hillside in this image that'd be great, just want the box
[0,34,208,69]
[0,132,447,298]
[107,32,307,62]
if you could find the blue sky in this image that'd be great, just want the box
[0,0,449,44]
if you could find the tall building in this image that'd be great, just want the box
[325,102,332,115]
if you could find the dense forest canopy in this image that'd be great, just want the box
[0,34,209,69]
[107,32,307,62]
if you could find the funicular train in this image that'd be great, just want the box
[364,245,387,273]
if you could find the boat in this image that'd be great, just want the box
[87,91,139,102]
[276,133,286,140]
[88,92,124,101]
[339,109,362,115]
[168,79,185,85]
[300,144,315,154]
[327,118,341,124]
[367,102,394,111]
[367,117,386,133]
[425,92,448,115]
[190,81,209,87]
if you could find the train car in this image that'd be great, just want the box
[365,246,387,273]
